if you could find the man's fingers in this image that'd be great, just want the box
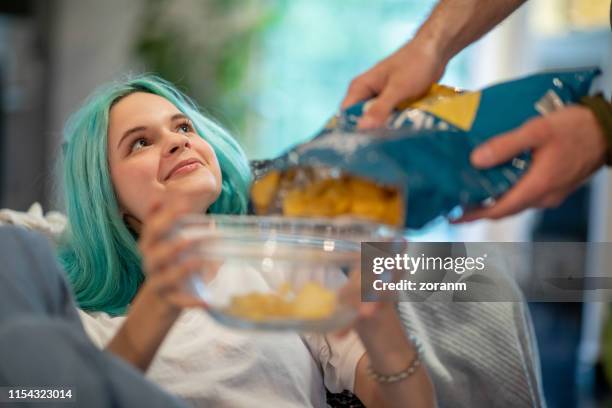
[342,65,390,110]
[471,119,547,168]
[535,192,566,209]
[357,85,407,129]
[341,76,378,110]
[470,130,531,169]
[455,170,549,221]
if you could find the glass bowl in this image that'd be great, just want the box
[173,214,401,332]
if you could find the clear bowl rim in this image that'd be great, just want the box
[173,214,404,263]
[175,214,404,236]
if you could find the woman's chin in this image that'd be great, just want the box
[164,183,220,212]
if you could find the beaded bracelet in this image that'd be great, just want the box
[366,333,423,384]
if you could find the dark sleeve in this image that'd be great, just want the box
[580,94,612,166]
[0,226,190,408]
[0,226,82,326]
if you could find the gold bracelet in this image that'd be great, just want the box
[366,353,421,384]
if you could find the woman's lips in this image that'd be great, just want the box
[167,161,203,180]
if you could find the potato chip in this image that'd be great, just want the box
[252,170,404,226]
[225,282,337,321]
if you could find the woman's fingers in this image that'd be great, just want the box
[155,256,203,288]
[143,238,196,276]
[335,265,389,336]
[139,200,191,251]
[358,302,382,320]
[136,199,216,311]
[150,256,208,306]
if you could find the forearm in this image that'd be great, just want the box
[355,304,435,408]
[106,286,181,372]
[414,0,527,62]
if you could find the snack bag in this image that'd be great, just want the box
[251,69,600,229]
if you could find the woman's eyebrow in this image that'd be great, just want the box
[117,126,146,149]
[170,113,189,122]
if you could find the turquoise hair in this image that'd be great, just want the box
[57,74,252,316]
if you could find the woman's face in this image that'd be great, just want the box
[107,92,222,226]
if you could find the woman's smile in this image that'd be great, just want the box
[165,159,204,181]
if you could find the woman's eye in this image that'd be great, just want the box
[177,122,193,134]
[130,137,149,153]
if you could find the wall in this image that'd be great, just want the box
[47,0,144,209]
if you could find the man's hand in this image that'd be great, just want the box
[340,0,526,130]
[455,105,607,222]
[341,39,447,129]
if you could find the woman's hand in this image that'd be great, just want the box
[107,199,206,371]
[339,268,436,408]
[138,200,207,313]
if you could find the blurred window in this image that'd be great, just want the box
[248,0,470,159]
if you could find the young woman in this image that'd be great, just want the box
[57,74,435,407]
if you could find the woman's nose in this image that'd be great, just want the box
[164,133,191,156]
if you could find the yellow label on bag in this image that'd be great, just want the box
[397,84,482,131]
[414,91,481,131]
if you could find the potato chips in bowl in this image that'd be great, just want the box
[174,215,400,332]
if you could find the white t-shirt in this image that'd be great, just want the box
[78,262,365,407]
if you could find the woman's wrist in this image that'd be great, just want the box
[356,303,418,374]
[137,280,183,321]
[107,283,182,371]
[355,302,399,333]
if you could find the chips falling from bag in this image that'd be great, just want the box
[251,69,600,229]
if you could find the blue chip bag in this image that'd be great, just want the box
[251,69,600,229]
